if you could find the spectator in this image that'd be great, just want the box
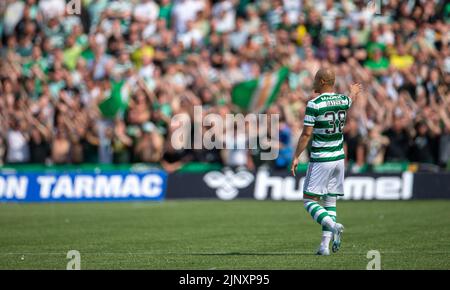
[212,0,236,33]
[344,117,365,172]
[135,122,164,163]
[228,17,248,51]
[390,43,414,70]
[383,117,412,162]
[364,47,389,76]
[28,113,51,164]
[410,121,437,164]
[364,124,389,167]
[112,118,132,164]
[172,0,206,34]
[6,118,30,164]
[222,121,254,170]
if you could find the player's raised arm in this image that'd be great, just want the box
[291,125,313,176]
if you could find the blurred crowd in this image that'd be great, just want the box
[0,0,449,172]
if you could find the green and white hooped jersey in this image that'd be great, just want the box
[303,93,352,162]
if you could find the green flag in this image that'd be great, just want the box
[232,66,289,113]
[98,80,129,118]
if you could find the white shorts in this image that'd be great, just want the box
[303,159,345,198]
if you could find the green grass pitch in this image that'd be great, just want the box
[0,200,449,269]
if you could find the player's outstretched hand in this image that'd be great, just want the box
[291,158,299,177]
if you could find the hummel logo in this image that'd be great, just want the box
[203,169,254,200]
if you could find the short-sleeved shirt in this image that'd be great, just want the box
[303,93,352,162]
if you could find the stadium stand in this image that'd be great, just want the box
[0,0,449,173]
